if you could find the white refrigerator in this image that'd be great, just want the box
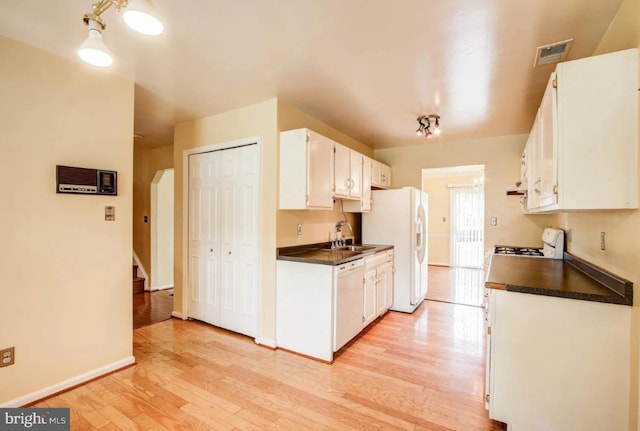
[363,187,428,313]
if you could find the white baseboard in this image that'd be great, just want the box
[1,356,135,408]
[171,311,185,320]
[150,284,173,291]
[255,337,276,349]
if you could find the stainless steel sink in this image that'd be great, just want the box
[318,245,376,252]
[345,245,376,252]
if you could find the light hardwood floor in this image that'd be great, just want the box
[425,266,485,307]
[35,299,504,430]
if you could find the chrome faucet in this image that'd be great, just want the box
[332,220,353,249]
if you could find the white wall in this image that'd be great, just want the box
[151,169,174,289]
[0,36,135,405]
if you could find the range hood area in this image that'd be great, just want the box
[506,180,527,195]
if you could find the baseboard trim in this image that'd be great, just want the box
[255,337,277,349]
[1,356,136,408]
[171,311,185,320]
[150,284,173,291]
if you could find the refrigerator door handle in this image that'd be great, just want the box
[416,204,427,264]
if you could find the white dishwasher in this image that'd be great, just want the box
[333,258,365,352]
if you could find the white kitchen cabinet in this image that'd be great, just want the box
[525,48,638,212]
[485,289,631,430]
[279,128,334,210]
[334,143,363,200]
[277,260,335,361]
[371,160,391,189]
[364,250,394,325]
[377,259,393,315]
[277,258,366,361]
[343,156,372,213]
[363,267,377,326]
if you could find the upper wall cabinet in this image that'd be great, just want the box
[280,128,385,211]
[279,128,334,210]
[371,160,391,189]
[526,48,638,213]
[343,156,372,213]
[334,143,363,200]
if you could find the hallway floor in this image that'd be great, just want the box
[426,265,485,307]
[133,288,173,329]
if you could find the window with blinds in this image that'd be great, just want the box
[449,186,484,269]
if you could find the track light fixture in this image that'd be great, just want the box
[78,0,163,67]
[415,115,441,139]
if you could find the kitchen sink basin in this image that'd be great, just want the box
[318,244,376,252]
[345,245,376,252]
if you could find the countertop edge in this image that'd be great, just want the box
[485,253,633,306]
[277,242,394,266]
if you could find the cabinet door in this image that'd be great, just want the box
[380,164,392,188]
[361,157,372,212]
[375,266,387,316]
[538,74,558,208]
[363,268,377,326]
[334,143,351,198]
[382,261,393,310]
[307,132,335,208]
[371,160,391,188]
[526,112,541,210]
[349,151,363,199]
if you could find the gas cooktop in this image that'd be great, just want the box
[494,246,545,257]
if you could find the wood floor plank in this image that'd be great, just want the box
[34,274,505,431]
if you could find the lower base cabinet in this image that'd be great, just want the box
[276,249,394,362]
[486,289,631,430]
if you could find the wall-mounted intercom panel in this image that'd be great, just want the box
[56,165,117,195]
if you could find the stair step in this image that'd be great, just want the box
[133,277,145,295]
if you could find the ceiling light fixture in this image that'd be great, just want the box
[78,0,163,67]
[416,115,441,139]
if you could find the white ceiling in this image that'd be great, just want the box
[0,0,623,149]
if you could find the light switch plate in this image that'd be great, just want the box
[105,206,115,221]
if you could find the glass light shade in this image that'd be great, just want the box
[78,29,113,67]
[123,0,164,35]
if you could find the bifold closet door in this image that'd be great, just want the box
[188,144,259,337]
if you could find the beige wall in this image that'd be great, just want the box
[173,99,278,344]
[375,135,555,252]
[555,0,640,428]
[133,143,173,278]
[423,174,479,265]
[276,101,371,247]
[0,36,134,404]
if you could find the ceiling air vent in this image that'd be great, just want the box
[534,39,573,67]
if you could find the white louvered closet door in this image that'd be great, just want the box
[449,186,484,269]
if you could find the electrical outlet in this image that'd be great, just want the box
[0,347,15,367]
[600,232,606,251]
[297,224,303,235]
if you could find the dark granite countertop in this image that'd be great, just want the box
[485,252,633,306]
[277,242,393,266]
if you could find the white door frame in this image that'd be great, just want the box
[150,168,174,290]
[180,136,262,340]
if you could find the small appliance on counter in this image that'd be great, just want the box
[493,227,564,259]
